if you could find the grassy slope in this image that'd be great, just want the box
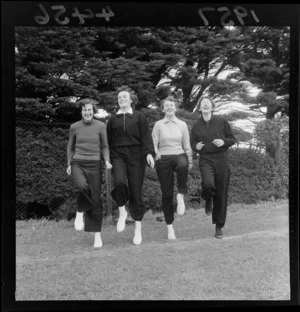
[16,200,290,301]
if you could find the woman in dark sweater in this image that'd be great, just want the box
[107,86,155,245]
[67,99,112,248]
[190,96,236,239]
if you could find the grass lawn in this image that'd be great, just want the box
[16,199,290,301]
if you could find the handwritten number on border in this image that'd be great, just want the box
[52,5,69,25]
[233,6,248,26]
[217,7,234,26]
[72,7,94,24]
[95,7,115,21]
[198,6,260,26]
[198,7,215,26]
[34,3,50,25]
[34,4,114,25]
[250,10,259,23]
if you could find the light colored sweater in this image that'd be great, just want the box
[152,117,193,164]
[67,119,110,166]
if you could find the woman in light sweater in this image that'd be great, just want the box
[152,96,193,240]
[67,99,112,248]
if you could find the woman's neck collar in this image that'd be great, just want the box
[82,118,93,124]
[119,107,132,114]
[165,114,176,121]
[202,112,212,121]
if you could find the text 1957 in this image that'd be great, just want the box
[198,6,259,26]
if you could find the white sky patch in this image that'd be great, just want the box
[214,69,238,80]
[94,108,109,119]
[242,81,262,97]
[60,73,69,80]
[69,96,77,103]
[231,117,265,134]
[215,101,253,114]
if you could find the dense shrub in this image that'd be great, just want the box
[228,147,280,204]
[16,126,72,204]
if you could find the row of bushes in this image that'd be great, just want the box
[16,121,288,220]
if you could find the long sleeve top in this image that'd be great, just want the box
[152,117,193,164]
[67,119,110,166]
[106,109,154,157]
[190,114,236,155]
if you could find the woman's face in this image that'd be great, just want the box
[199,98,213,114]
[118,91,132,110]
[162,100,177,116]
[81,104,94,123]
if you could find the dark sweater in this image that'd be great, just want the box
[67,119,110,166]
[106,110,154,156]
[190,114,236,155]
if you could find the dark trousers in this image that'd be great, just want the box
[155,154,188,225]
[71,160,103,232]
[199,151,230,228]
[110,146,146,221]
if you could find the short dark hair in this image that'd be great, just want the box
[117,86,138,108]
[161,95,179,110]
[77,98,98,114]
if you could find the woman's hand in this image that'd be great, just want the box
[105,160,113,170]
[188,164,193,173]
[196,141,205,150]
[66,165,71,175]
[212,139,224,147]
[154,152,161,161]
[147,154,155,169]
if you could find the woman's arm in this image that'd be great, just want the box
[151,122,160,154]
[139,112,155,157]
[100,123,110,163]
[67,125,75,166]
[66,125,75,175]
[182,122,193,165]
[223,120,237,147]
[190,122,199,153]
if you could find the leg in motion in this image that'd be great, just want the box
[199,158,215,216]
[212,155,230,237]
[127,147,146,222]
[215,225,223,239]
[176,193,185,216]
[167,224,176,240]
[111,155,130,232]
[117,205,128,232]
[133,221,142,245]
[205,198,212,216]
[74,211,84,231]
[93,232,103,248]
[71,162,90,231]
[175,154,189,216]
[156,156,175,225]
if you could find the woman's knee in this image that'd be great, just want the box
[114,181,128,191]
[74,177,88,190]
[176,155,188,169]
[202,181,214,192]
